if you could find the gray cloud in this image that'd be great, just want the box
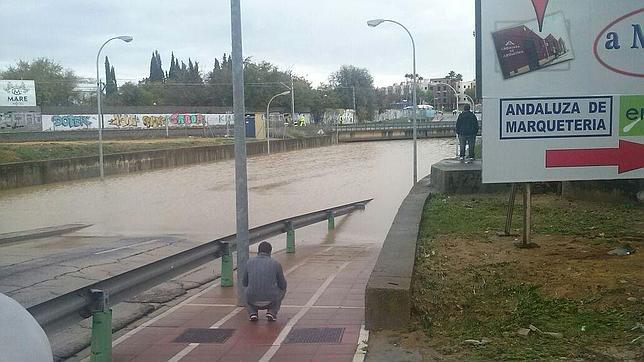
[0,0,475,87]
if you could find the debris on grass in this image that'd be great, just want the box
[608,244,636,256]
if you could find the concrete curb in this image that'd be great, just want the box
[365,176,432,330]
[0,224,91,245]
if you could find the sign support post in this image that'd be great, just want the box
[520,183,534,248]
[501,183,518,236]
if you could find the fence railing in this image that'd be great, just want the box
[334,120,482,133]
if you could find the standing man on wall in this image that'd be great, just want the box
[455,103,479,161]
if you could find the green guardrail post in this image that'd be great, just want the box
[286,222,295,253]
[221,242,233,287]
[90,290,112,362]
[327,211,335,231]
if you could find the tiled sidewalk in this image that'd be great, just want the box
[111,244,377,362]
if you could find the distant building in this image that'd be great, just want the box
[380,76,476,112]
[73,78,97,103]
[424,78,475,111]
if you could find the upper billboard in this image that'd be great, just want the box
[478,0,644,183]
[0,80,37,107]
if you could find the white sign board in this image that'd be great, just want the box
[479,0,644,183]
[0,80,36,107]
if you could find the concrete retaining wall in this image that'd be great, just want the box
[338,128,456,142]
[563,179,644,203]
[430,159,510,194]
[0,136,333,190]
[0,127,227,142]
[365,176,432,330]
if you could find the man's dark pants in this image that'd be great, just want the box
[459,135,476,158]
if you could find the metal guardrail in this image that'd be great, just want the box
[27,198,372,333]
[334,120,483,133]
[336,121,457,132]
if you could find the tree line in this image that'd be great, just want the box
[0,54,466,121]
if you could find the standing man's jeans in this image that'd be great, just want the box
[245,289,285,316]
[459,135,476,158]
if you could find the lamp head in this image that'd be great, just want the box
[367,19,385,27]
[117,36,134,42]
[280,90,291,96]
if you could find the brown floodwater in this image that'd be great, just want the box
[0,139,455,248]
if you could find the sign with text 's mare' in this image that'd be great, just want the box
[0,80,36,107]
[477,0,644,183]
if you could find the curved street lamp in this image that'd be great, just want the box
[464,94,475,108]
[368,18,418,184]
[96,35,133,180]
[266,90,291,154]
[437,82,461,112]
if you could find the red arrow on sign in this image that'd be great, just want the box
[531,0,549,32]
[545,140,644,174]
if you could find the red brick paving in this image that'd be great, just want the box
[112,243,377,362]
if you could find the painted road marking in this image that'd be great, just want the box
[353,324,369,362]
[94,239,161,255]
[186,303,363,309]
[167,306,245,362]
[166,247,334,362]
[258,261,351,362]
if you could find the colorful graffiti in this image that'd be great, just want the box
[142,115,166,128]
[109,114,138,128]
[170,113,205,126]
[206,113,234,126]
[323,109,355,125]
[52,115,91,128]
[1,111,42,130]
[39,113,314,131]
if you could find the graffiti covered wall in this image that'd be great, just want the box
[322,109,355,125]
[41,113,235,131]
[0,111,42,131]
[40,112,317,131]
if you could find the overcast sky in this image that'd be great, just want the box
[0,0,476,87]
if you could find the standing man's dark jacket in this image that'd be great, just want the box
[243,252,287,304]
[455,111,479,136]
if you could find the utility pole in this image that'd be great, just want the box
[291,75,295,131]
[352,86,356,112]
[230,0,249,305]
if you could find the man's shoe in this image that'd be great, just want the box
[249,314,258,322]
[266,313,276,321]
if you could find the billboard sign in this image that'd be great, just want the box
[478,0,643,183]
[0,80,37,107]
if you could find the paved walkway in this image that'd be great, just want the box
[110,243,377,362]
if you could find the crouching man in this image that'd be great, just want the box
[242,241,287,321]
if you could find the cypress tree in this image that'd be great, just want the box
[110,66,117,93]
[169,52,177,80]
[104,56,117,96]
[149,50,164,82]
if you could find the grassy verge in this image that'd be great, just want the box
[0,138,232,164]
[411,193,643,360]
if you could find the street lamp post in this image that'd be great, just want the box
[464,94,475,108]
[438,82,460,113]
[266,90,291,154]
[368,18,418,184]
[96,35,133,180]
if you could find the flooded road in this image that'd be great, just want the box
[0,139,455,310]
[0,139,455,246]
